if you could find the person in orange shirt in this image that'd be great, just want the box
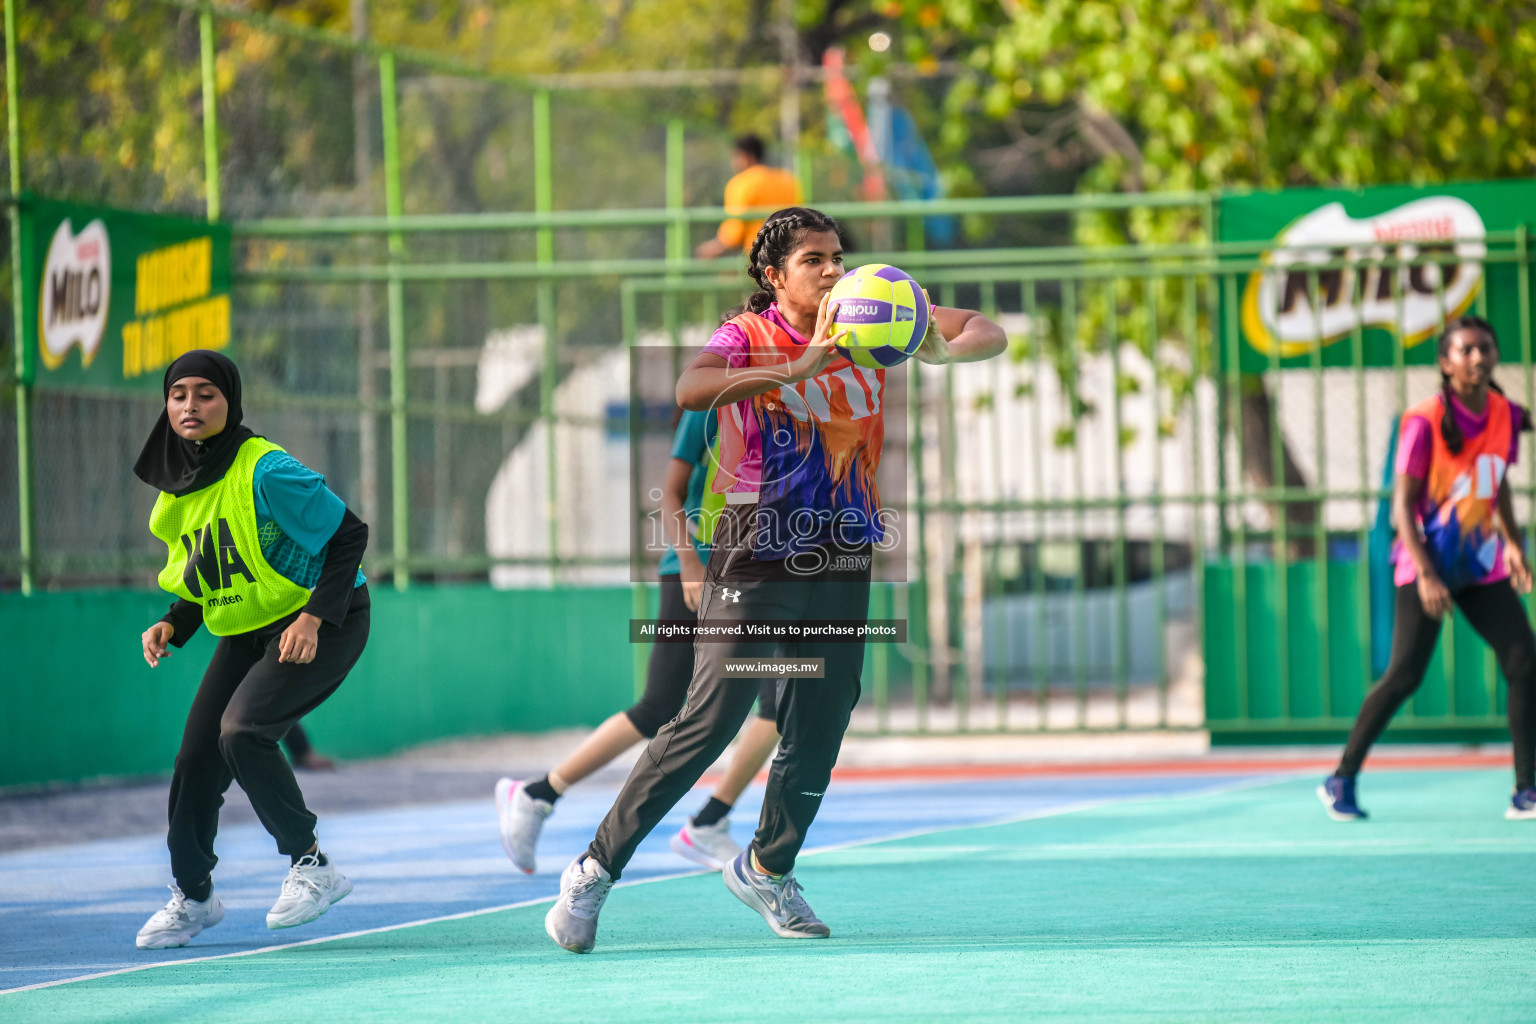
[694,135,801,259]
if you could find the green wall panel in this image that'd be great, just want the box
[1204,561,1517,744]
[0,586,640,789]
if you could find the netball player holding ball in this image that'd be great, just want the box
[1320,317,1536,820]
[544,207,1006,952]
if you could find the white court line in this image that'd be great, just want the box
[0,770,1291,997]
[847,837,1536,854]
[1026,836,1536,851]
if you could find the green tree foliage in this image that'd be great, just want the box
[883,0,1536,497]
[10,1,888,216]
[15,2,204,213]
[890,0,1536,237]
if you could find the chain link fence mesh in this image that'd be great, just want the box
[1,2,873,589]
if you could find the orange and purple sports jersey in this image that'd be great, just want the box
[707,307,885,558]
[1394,390,1514,591]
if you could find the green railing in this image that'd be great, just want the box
[217,192,1218,594]
[10,0,1536,739]
[609,227,1535,736]
[14,191,1536,735]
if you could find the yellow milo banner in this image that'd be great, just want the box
[1220,181,1536,372]
[19,197,232,390]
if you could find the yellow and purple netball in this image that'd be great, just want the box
[829,263,930,369]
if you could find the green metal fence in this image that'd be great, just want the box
[612,228,1536,737]
[9,0,1536,740]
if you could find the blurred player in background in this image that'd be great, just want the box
[694,134,801,260]
[283,721,336,771]
[133,351,369,950]
[495,407,782,875]
[1320,317,1536,821]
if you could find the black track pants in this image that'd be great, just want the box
[590,506,869,879]
[167,586,371,893]
[626,574,778,738]
[1337,580,1536,787]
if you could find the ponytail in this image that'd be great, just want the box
[1440,374,1464,454]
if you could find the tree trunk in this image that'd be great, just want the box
[1239,375,1319,560]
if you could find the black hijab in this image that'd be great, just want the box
[133,350,259,496]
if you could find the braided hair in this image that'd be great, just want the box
[725,206,842,322]
[1436,314,1531,453]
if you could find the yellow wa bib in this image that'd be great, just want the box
[148,437,311,636]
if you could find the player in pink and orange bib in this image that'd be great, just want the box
[1321,316,1536,821]
[543,207,1006,952]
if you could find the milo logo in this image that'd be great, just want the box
[1242,196,1486,356]
[39,218,112,370]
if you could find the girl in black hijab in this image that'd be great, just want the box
[132,350,371,951]
[131,349,257,496]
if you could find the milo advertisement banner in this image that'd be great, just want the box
[19,197,232,390]
[1219,181,1536,372]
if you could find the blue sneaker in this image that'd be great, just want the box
[1505,789,1536,820]
[1317,775,1367,820]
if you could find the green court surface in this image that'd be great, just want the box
[10,770,1534,1024]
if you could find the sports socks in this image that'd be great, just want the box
[290,850,329,867]
[750,850,783,879]
[692,796,732,827]
[524,775,561,804]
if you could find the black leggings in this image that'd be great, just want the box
[626,573,777,738]
[1338,580,1536,788]
[168,587,371,894]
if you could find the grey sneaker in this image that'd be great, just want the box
[544,855,613,953]
[136,884,225,949]
[722,850,830,938]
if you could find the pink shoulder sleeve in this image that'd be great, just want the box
[704,322,750,368]
[1396,415,1433,479]
[1510,405,1524,466]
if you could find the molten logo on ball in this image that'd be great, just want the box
[837,301,889,322]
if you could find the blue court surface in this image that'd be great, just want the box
[1,771,1269,993]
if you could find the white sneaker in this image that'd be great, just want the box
[669,816,743,871]
[495,777,553,874]
[266,853,353,930]
[136,884,225,949]
[544,855,613,954]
